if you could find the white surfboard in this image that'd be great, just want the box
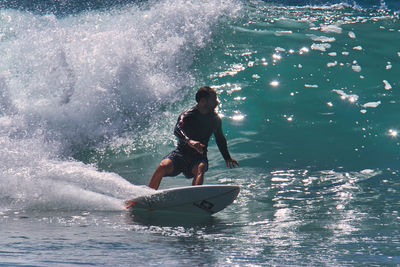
[125,185,240,215]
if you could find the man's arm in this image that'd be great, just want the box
[214,118,239,168]
[174,113,190,144]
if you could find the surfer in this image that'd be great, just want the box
[148,86,239,190]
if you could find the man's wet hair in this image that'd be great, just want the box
[195,86,216,103]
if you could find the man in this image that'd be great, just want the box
[148,86,239,190]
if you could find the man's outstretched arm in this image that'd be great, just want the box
[214,119,239,168]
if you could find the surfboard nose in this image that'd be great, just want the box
[125,200,136,209]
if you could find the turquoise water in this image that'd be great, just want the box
[0,0,399,265]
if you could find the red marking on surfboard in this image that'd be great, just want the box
[125,200,136,209]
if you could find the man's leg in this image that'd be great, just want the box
[192,162,207,186]
[148,158,174,190]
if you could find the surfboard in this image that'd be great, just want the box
[125,185,240,215]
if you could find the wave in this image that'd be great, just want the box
[0,0,241,211]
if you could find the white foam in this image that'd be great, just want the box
[311,43,331,51]
[308,34,336,42]
[332,89,359,103]
[274,30,293,36]
[348,31,356,38]
[383,80,392,90]
[327,61,338,67]
[275,47,286,52]
[0,1,240,146]
[305,84,319,88]
[321,24,343,34]
[0,129,156,211]
[362,101,381,108]
[352,65,362,72]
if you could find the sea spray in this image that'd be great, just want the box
[0,0,241,147]
[0,0,241,211]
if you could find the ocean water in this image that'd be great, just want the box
[0,0,399,265]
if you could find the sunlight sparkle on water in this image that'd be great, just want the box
[388,129,398,137]
[283,114,294,122]
[272,53,282,62]
[231,114,245,121]
[270,80,279,87]
[299,47,309,54]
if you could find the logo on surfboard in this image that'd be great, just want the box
[193,200,215,213]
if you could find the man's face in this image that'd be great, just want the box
[206,94,219,112]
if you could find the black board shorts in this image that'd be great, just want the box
[164,149,208,178]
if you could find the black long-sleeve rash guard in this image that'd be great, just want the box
[174,106,231,161]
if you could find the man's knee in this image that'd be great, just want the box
[192,162,207,176]
[198,162,207,171]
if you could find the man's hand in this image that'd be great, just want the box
[188,140,205,154]
[226,158,239,169]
